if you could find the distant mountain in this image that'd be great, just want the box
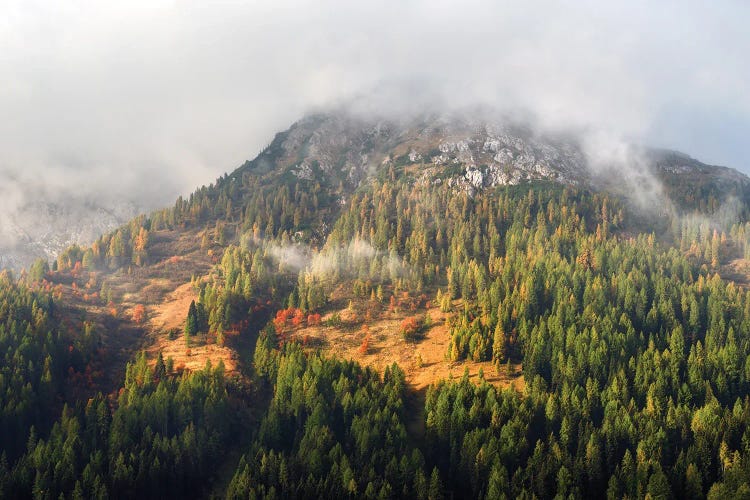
[0,196,145,271]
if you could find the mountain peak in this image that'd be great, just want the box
[237,110,750,211]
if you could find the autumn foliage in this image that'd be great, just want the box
[358,325,371,355]
[132,304,146,324]
[399,316,424,340]
[273,307,315,346]
[358,335,370,355]
[307,313,322,326]
[292,308,305,327]
[274,307,323,333]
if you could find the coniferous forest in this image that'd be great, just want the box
[4,114,750,500]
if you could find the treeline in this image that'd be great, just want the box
[1,353,231,499]
[51,140,348,277]
[326,181,619,288]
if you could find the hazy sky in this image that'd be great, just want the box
[2,0,749,207]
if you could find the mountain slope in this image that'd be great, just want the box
[29,109,750,403]
[5,110,750,498]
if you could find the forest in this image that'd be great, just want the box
[3,133,750,499]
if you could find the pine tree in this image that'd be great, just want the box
[185,300,198,337]
[154,352,166,380]
[428,467,444,500]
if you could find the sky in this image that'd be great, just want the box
[1,0,749,210]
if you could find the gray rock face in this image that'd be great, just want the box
[268,110,748,205]
[266,111,594,194]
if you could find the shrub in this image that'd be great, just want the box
[132,304,146,324]
[400,316,424,340]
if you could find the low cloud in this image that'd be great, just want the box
[266,242,312,274]
[578,131,668,212]
[249,236,408,283]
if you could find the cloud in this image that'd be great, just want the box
[307,239,405,280]
[253,236,407,283]
[1,0,748,223]
[266,242,311,273]
[577,131,667,212]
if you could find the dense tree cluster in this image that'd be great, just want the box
[425,361,750,498]
[200,178,750,497]
[228,333,434,499]
[55,216,152,272]
[186,242,295,346]
[148,153,346,247]
[2,353,230,499]
[0,271,96,464]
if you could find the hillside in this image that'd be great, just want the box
[4,111,750,498]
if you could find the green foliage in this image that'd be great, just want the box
[407,184,750,498]
[323,312,341,327]
[57,216,152,272]
[0,271,90,464]
[184,299,207,337]
[192,242,294,338]
[229,339,432,498]
[6,354,230,499]
[27,258,49,283]
[226,178,750,497]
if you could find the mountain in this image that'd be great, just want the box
[4,111,746,273]
[4,110,750,498]
[243,110,749,207]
